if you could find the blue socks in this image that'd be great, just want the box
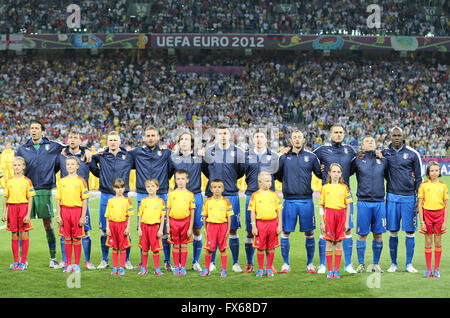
[343,235,353,267]
[229,234,239,265]
[305,235,315,265]
[100,234,109,261]
[126,236,131,261]
[192,234,203,264]
[162,235,171,264]
[405,234,415,266]
[280,234,290,265]
[372,240,383,265]
[356,239,366,265]
[60,237,67,263]
[389,232,399,265]
[245,236,255,265]
[82,235,91,262]
[319,236,326,266]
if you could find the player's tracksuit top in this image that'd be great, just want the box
[170,151,206,194]
[313,141,356,189]
[382,143,423,196]
[93,147,134,195]
[204,144,245,197]
[59,149,99,187]
[274,148,321,200]
[130,145,173,195]
[350,151,388,202]
[243,148,279,195]
[17,137,65,190]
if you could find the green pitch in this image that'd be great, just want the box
[1,176,449,298]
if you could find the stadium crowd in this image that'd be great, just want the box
[0,50,448,157]
[0,0,448,36]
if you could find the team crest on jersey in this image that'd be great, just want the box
[231,151,235,157]
[376,159,381,165]
[45,144,50,151]
[157,151,162,156]
[344,148,348,154]
[304,156,310,162]
[122,154,126,160]
[403,154,409,160]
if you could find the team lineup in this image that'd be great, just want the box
[2,121,448,280]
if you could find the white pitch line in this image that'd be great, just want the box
[0,225,6,230]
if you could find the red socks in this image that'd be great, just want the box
[220,251,227,271]
[257,251,265,270]
[267,250,275,270]
[65,239,73,265]
[173,247,188,268]
[20,238,29,264]
[435,246,442,270]
[153,253,160,269]
[180,247,188,268]
[326,250,342,271]
[326,251,333,271]
[334,250,342,271]
[172,247,180,268]
[11,237,20,263]
[205,253,212,271]
[73,239,81,266]
[142,252,149,268]
[425,246,443,270]
[425,247,432,270]
[112,250,119,268]
[120,251,126,268]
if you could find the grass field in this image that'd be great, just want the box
[1,176,449,299]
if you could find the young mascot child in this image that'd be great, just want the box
[2,157,35,270]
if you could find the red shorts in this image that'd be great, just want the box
[204,222,229,252]
[6,203,33,232]
[167,217,193,245]
[420,208,446,235]
[323,208,346,241]
[139,223,163,252]
[106,221,131,250]
[58,206,85,239]
[253,219,280,250]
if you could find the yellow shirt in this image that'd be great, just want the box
[105,197,134,222]
[138,196,166,225]
[320,183,353,209]
[56,175,89,207]
[167,189,195,219]
[418,180,449,210]
[1,149,14,167]
[248,190,282,220]
[4,176,35,204]
[202,196,234,224]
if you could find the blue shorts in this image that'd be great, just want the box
[99,192,115,231]
[282,199,315,233]
[224,195,241,231]
[348,192,354,230]
[386,193,417,232]
[84,199,92,232]
[193,193,204,229]
[245,195,252,233]
[136,192,168,231]
[356,201,386,236]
